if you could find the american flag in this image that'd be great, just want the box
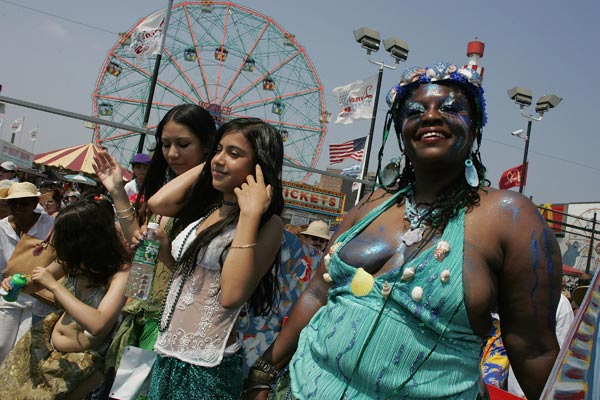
[329,137,366,164]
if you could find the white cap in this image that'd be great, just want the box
[148,222,160,231]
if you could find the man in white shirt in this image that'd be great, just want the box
[0,182,54,362]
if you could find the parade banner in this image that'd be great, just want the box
[240,230,321,376]
[541,269,600,399]
[10,117,24,134]
[29,128,38,142]
[341,163,361,178]
[333,75,377,124]
[498,163,527,190]
[130,8,166,61]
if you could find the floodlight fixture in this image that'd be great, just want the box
[535,94,562,114]
[352,26,409,202]
[383,37,409,63]
[507,86,533,107]
[353,27,380,53]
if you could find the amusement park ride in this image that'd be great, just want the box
[92,1,328,182]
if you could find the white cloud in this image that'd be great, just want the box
[41,20,70,42]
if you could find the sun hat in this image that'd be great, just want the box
[0,161,18,171]
[0,179,13,189]
[131,153,152,165]
[301,220,331,241]
[0,182,39,200]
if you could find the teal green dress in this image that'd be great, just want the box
[289,191,482,399]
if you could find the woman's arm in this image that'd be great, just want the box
[219,165,281,308]
[147,163,204,217]
[31,265,128,337]
[497,194,563,400]
[93,150,140,241]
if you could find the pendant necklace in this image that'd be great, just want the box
[158,205,220,332]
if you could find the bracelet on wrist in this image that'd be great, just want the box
[255,356,280,376]
[230,242,257,249]
[115,206,135,215]
[116,211,135,220]
[246,367,277,386]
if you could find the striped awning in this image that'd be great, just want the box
[34,143,132,180]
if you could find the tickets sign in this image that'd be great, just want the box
[283,181,345,216]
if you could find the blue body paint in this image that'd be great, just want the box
[530,237,540,322]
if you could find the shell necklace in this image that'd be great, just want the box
[158,205,220,333]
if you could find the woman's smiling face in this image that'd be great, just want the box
[210,131,255,195]
[399,83,475,166]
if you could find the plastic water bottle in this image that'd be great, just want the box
[125,222,160,300]
[2,273,28,302]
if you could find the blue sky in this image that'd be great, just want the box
[1,0,599,204]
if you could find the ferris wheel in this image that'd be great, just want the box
[92,1,328,181]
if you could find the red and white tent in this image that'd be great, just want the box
[34,143,132,180]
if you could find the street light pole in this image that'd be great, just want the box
[357,61,386,201]
[518,119,533,193]
[352,28,408,203]
[508,87,561,195]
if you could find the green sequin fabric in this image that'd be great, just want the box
[148,353,243,400]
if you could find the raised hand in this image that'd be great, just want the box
[93,149,124,194]
[233,164,272,217]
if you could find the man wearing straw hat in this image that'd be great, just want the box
[301,220,332,252]
[0,182,54,362]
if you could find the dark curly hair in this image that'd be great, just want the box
[386,80,490,229]
[172,117,284,315]
[52,199,128,286]
[135,104,217,225]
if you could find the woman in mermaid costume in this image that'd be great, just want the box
[246,62,563,400]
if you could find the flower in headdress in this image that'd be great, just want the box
[401,67,427,86]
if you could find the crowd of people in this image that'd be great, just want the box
[0,60,587,400]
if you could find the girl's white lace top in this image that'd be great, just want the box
[155,220,243,367]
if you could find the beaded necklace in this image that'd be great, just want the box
[158,205,220,332]
[403,189,441,229]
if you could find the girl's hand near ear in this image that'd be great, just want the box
[234,164,272,217]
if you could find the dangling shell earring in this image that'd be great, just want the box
[464,157,479,187]
[379,157,402,189]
